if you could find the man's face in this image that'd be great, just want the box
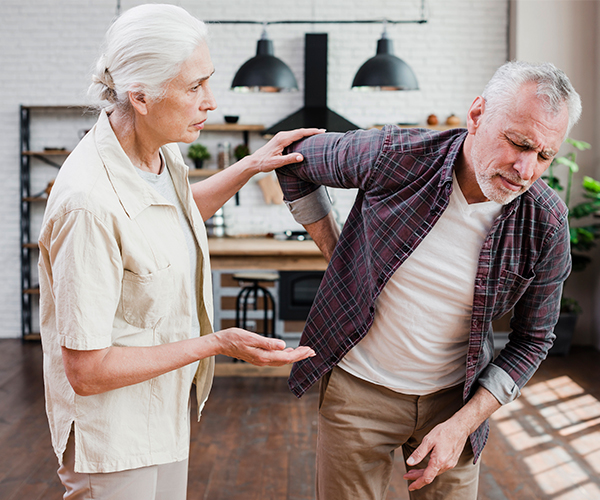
[468,82,569,205]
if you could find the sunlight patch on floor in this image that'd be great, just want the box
[491,375,600,498]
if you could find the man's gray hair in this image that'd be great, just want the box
[89,4,209,111]
[482,61,582,136]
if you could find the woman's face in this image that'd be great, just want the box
[145,43,217,145]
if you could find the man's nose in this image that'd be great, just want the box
[513,152,537,181]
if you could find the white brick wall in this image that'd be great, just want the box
[0,0,508,338]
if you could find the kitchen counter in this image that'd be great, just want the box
[208,237,327,271]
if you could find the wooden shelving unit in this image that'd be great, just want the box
[204,123,264,133]
[19,105,95,340]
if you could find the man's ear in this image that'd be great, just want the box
[128,90,148,115]
[466,96,485,134]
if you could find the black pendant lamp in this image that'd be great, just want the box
[352,23,419,91]
[231,27,298,93]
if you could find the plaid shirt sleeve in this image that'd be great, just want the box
[276,128,386,200]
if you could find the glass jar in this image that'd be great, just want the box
[217,142,231,170]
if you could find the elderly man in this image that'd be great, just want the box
[276,61,581,499]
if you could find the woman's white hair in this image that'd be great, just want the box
[89,4,208,111]
[482,61,582,136]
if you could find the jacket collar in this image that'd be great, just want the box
[94,110,190,219]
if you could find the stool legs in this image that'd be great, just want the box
[261,287,276,338]
[235,282,277,338]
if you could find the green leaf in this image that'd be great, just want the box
[577,227,594,242]
[560,296,582,314]
[542,175,564,190]
[571,225,600,252]
[582,176,600,194]
[566,138,591,151]
[570,200,600,219]
[555,156,579,173]
[569,227,579,244]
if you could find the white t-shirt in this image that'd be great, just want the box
[136,156,201,383]
[339,172,502,395]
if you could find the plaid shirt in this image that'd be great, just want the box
[276,126,571,461]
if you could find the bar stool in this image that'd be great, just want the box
[232,271,279,338]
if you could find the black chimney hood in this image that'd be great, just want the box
[264,33,360,136]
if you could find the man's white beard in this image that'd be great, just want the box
[472,146,530,205]
[475,170,528,205]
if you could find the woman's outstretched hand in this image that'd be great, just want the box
[211,328,315,366]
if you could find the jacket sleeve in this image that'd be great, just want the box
[39,208,123,350]
[276,128,386,224]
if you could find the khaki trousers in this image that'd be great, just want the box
[57,431,188,500]
[317,367,480,500]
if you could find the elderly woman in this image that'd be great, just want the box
[38,4,318,499]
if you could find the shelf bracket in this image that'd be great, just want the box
[31,154,62,169]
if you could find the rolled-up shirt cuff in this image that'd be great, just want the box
[477,363,521,405]
[285,186,332,225]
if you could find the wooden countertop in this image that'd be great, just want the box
[208,237,327,271]
[208,237,320,256]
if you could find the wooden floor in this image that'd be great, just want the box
[0,340,599,499]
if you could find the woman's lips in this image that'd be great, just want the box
[193,120,206,130]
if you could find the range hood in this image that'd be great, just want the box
[264,33,360,136]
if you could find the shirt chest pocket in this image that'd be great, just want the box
[496,269,535,309]
[121,265,175,329]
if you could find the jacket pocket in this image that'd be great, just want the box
[496,269,535,309]
[121,265,174,329]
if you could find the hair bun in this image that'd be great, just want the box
[91,66,117,103]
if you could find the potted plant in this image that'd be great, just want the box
[187,143,211,169]
[234,143,250,161]
[543,137,598,354]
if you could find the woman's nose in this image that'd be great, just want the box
[202,84,217,111]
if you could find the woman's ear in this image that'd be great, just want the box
[466,96,485,134]
[128,91,148,115]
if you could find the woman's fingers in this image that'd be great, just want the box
[251,128,326,172]
[272,128,326,147]
[215,328,315,366]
